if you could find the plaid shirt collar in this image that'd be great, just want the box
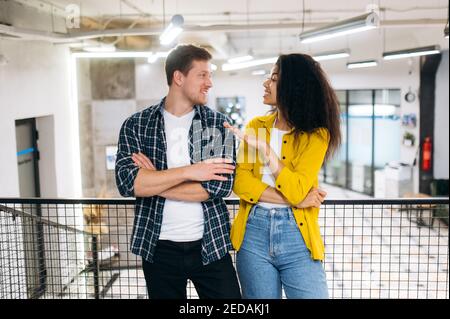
[155,96,206,127]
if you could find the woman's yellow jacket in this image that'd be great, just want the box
[231,112,329,260]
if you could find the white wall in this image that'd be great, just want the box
[135,61,168,101]
[209,72,272,119]
[434,50,449,179]
[0,40,78,197]
[36,115,57,197]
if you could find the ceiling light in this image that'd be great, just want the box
[160,15,184,46]
[147,51,170,63]
[313,50,350,61]
[227,55,254,64]
[72,51,153,58]
[251,69,267,76]
[349,104,397,117]
[68,42,88,48]
[299,12,379,44]
[211,63,218,71]
[83,44,116,53]
[347,60,378,69]
[383,45,440,60]
[445,22,449,39]
[147,54,159,63]
[222,57,277,71]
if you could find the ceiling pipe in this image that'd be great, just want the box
[1,19,446,43]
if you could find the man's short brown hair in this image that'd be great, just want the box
[165,44,212,86]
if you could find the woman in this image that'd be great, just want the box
[224,53,341,299]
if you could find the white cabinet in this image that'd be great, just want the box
[374,163,413,198]
[374,170,386,198]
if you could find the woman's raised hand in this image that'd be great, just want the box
[224,122,267,152]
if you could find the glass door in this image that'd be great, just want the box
[347,90,374,194]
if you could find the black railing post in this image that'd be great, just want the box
[91,235,100,299]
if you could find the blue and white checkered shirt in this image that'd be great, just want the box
[115,98,236,265]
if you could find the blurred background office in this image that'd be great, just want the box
[0,0,448,200]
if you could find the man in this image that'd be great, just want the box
[115,44,241,299]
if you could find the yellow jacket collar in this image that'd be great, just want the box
[257,111,295,134]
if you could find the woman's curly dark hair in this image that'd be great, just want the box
[275,53,341,161]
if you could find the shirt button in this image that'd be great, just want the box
[277,185,281,189]
[283,140,287,144]
[299,223,304,226]
[282,156,286,159]
[250,198,254,202]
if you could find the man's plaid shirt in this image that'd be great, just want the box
[115,98,236,265]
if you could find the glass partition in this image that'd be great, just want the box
[323,89,401,196]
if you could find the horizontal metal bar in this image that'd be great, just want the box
[322,197,449,205]
[0,197,448,205]
[0,204,97,236]
[0,198,137,205]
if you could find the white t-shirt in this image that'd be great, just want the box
[258,127,290,209]
[159,108,204,241]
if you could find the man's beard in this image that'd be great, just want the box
[188,93,207,106]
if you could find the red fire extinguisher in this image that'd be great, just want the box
[422,137,432,171]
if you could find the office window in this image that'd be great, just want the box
[348,90,373,194]
[323,89,401,196]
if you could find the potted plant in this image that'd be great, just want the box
[403,132,415,146]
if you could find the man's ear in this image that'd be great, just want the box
[172,70,184,87]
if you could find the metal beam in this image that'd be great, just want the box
[1,19,447,43]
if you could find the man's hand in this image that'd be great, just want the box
[132,152,234,182]
[132,152,155,170]
[185,158,235,182]
[296,188,327,209]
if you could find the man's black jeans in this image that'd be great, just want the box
[142,239,241,299]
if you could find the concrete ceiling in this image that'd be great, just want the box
[1,0,448,63]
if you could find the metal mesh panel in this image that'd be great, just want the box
[1,198,448,299]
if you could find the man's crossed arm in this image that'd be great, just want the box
[131,152,327,206]
[132,152,234,202]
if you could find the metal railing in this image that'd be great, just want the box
[0,197,448,299]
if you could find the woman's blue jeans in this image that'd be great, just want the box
[236,205,329,299]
